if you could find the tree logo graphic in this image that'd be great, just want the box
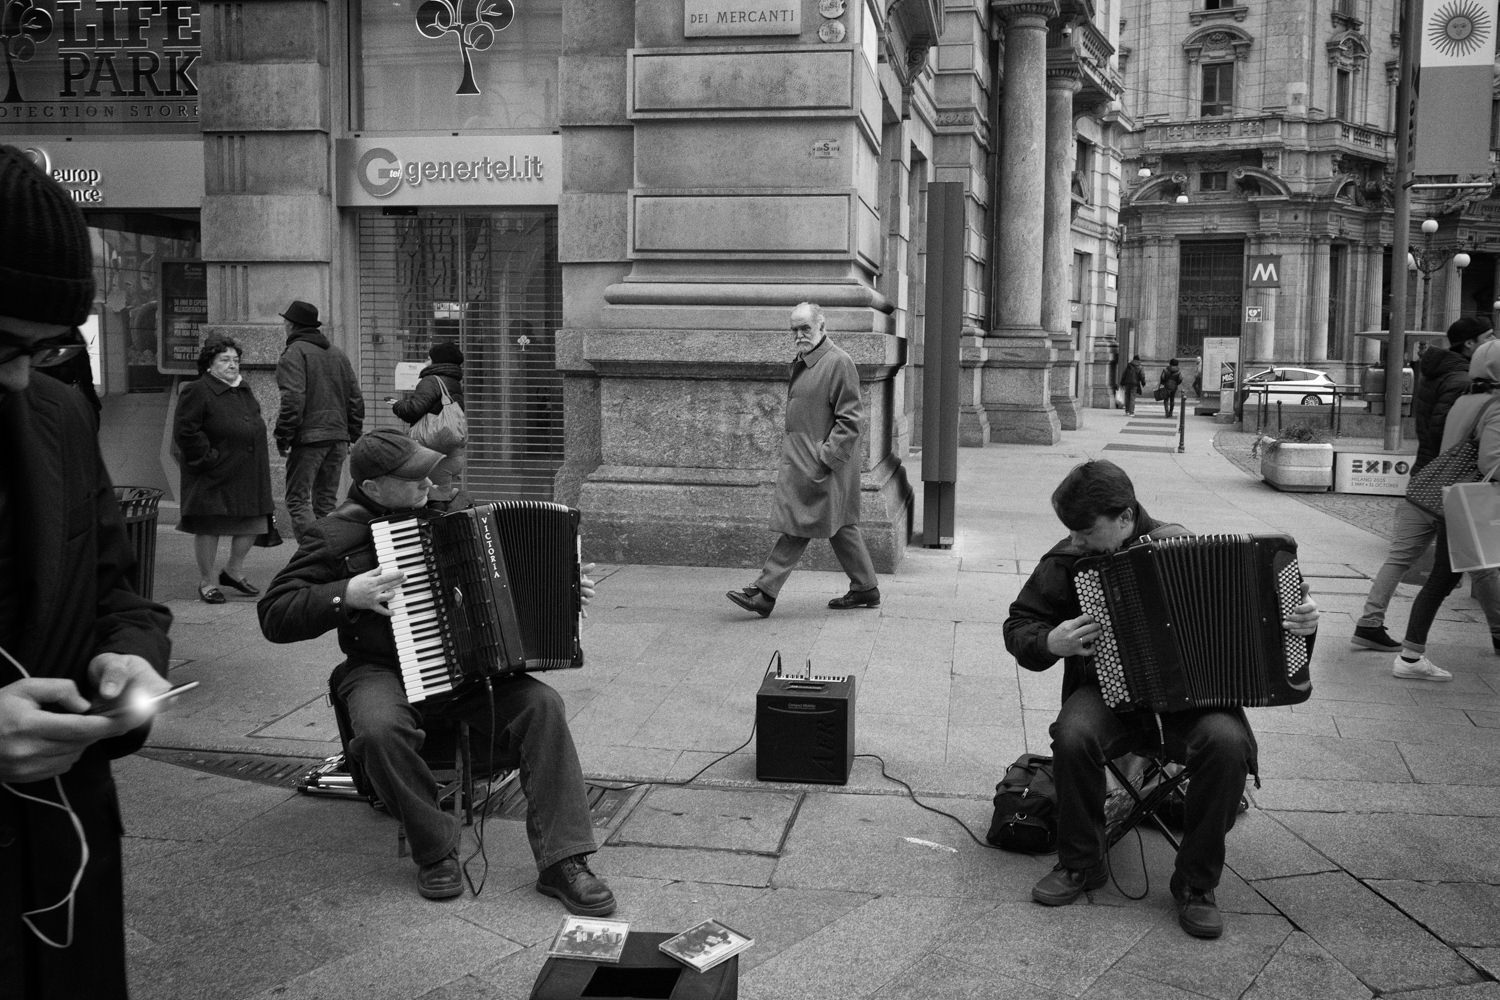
[415,0,515,96]
[1,0,54,104]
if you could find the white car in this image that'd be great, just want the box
[1240,366,1338,406]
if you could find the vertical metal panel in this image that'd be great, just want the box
[357,209,563,500]
[921,182,965,548]
[1176,239,1244,357]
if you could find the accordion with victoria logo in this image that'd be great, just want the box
[1072,532,1313,713]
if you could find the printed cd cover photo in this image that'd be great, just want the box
[658,919,753,973]
[546,916,630,964]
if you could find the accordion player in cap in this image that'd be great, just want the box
[1003,460,1319,940]
[257,429,614,913]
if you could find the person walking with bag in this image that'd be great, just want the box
[1119,354,1146,416]
[175,336,275,603]
[390,342,467,511]
[1388,340,1500,680]
[1157,359,1183,417]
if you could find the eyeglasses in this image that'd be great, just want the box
[0,334,85,369]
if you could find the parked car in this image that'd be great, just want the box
[1240,366,1338,405]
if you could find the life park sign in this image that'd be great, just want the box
[0,1,199,128]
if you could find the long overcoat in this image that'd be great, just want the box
[0,374,172,998]
[174,374,274,520]
[769,337,863,538]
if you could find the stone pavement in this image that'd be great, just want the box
[117,405,1500,1000]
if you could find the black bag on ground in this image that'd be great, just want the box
[986,753,1057,853]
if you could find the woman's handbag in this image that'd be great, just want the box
[1445,466,1500,571]
[1152,386,1167,401]
[253,513,284,548]
[408,377,468,453]
[1405,438,1480,517]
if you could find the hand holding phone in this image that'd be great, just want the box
[89,680,199,719]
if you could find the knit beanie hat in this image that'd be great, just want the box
[429,341,464,366]
[0,145,95,326]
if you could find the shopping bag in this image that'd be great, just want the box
[1444,468,1500,571]
[408,377,468,453]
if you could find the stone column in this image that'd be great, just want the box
[1044,67,1081,430]
[1442,257,1464,326]
[983,0,1061,445]
[1362,245,1384,362]
[1308,236,1331,360]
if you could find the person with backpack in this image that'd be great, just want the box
[1158,358,1184,417]
[1119,355,1146,416]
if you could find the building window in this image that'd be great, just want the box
[1202,63,1234,116]
[1328,244,1347,360]
[1200,171,1229,191]
[1335,68,1352,120]
[1204,0,1231,8]
[1492,98,1500,150]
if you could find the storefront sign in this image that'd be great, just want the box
[336,136,561,207]
[0,0,200,132]
[10,138,203,206]
[1334,451,1416,496]
[158,259,207,375]
[684,0,801,36]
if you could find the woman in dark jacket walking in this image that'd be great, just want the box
[391,341,467,510]
[1158,358,1184,417]
[175,336,274,602]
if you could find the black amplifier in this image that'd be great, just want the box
[755,667,855,786]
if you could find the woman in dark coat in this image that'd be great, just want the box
[391,341,466,511]
[174,336,274,602]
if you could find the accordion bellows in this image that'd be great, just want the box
[1074,533,1313,712]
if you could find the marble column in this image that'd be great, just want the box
[984,0,1060,445]
[1362,245,1384,362]
[1044,67,1081,430]
[1308,236,1331,360]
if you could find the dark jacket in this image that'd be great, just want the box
[174,374,273,520]
[769,337,864,537]
[1412,346,1472,473]
[1119,360,1145,391]
[392,363,465,425]
[257,488,412,677]
[1001,505,1260,772]
[274,326,365,450]
[0,374,172,999]
[1158,363,1183,393]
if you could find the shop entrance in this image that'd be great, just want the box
[357,209,563,501]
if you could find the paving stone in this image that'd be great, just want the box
[1080,969,1220,999]
[1252,731,1412,781]
[609,785,800,854]
[872,953,1073,999]
[1368,880,1500,948]
[1461,948,1500,981]
[1275,812,1500,882]
[1403,743,1500,785]
[600,843,776,888]
[1239,931,1373,1000]
[1221,809,1338,880]
[1252,871,1479,993]
[1253,779,1500,816]
[1334,716,1500,750]
[1112,911,1291,999]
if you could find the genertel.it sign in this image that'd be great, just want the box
[336,136,561,207]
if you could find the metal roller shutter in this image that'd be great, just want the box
[357,209,563,500]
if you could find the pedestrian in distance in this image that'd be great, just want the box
[1119,354,1146,416]
[274,300,364,542]
[256,429,615,913]
[727,301,880,618]
[388,341,466,512]
[1158,358,1183,418]
[1386,339,1500,679]
[1003,459,1319,939]
[1351,317,1500,666]
[174,336,275,603]
[0,142,174,1000]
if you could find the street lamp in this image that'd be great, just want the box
[1406,217,1470,331]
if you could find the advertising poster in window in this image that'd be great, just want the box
[158,259,207,375]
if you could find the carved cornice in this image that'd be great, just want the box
[1183,24,1254,64]
[1188,4,1248,25]
[1232,165,1293,197]
[992,0,1061,25]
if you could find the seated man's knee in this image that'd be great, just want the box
[1188,713,1251,768]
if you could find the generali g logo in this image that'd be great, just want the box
[415,0,516,96]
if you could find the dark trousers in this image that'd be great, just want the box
[1122,386,1138,415]
[1050,685,1251,890]
[753,523,878,599]
[1162,391,1176,417]
[285,441,349,541]
[338,664,597,870]
[1403,522,1463,648]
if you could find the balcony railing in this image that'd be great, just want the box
[1137,116,1391,156]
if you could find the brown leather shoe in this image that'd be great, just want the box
[536,854,616,916]
[726,586,775,618]
[828,586,880,610]
[1170,871,1223,938]
[417,852,463,900]
[1031,862,1107,906]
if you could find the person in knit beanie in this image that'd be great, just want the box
[0,142,174,998]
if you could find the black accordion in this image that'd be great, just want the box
[371,501,584,706]
[1072,533,1312,712]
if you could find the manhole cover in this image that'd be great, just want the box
[138,748,320,788]
[606,785,802,856]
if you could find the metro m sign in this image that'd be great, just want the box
[1246,255,1282,288]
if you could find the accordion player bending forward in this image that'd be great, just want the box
[258,429,615,914]
[1003,460,1319,940]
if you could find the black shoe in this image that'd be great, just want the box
[1031,862,1108,906]
[218,571,260,596]
[197,584,227,605]
[1170,871,1223,938]
[1351,625,1402,652]
[417,852,463,900]
[536,854,616,916]
[1492,633,1500,656]
[828,586,880,610]
[726,586,775,618]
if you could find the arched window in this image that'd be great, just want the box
[1183,25,1254,118]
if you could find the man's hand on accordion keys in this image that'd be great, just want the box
[346,566,408,617]
[1048,613,1103,659]
[1283,590,1320,637]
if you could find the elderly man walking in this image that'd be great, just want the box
[727,301,879,618]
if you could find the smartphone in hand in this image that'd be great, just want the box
[88,680,200,719]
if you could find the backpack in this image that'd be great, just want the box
[985,753,1058,853]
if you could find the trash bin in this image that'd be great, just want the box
[114,486,163,601]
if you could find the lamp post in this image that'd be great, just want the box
[1406,217,1471,331]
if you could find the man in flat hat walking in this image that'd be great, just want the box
[275,300,365,541]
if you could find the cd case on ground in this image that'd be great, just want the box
[658,919,753,973]
[546,917,630,964]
